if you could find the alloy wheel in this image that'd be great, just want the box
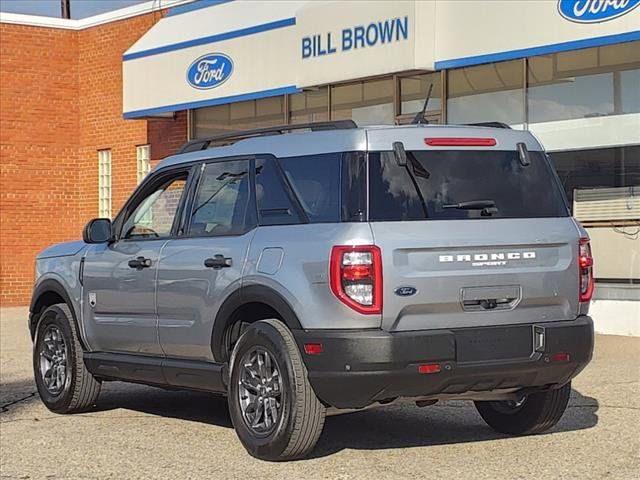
[238,347,283,435]
[38,325,68,395]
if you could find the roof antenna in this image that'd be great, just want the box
[411,83,434,125]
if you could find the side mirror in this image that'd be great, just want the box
[83,218,113,244]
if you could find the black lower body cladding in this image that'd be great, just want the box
[293,316,594,409]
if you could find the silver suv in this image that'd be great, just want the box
[30,121,594,461]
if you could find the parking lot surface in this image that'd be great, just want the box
[1,306,638,479]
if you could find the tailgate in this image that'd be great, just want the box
[371,218,581,332]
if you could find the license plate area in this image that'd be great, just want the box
[455,325,533,363]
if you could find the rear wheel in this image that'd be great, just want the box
[33,304,101,413]
[474,382,571,435]
[228,319,326,461]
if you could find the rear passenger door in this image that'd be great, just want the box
[156,158,256,362]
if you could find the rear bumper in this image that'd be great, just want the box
[293,316,594,409]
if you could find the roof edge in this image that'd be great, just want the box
[0,0,194,30]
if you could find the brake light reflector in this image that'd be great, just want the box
[425,137,497,147]
[579,238,594,303]
[330,245,382,314]
[550,352,570,363]
[304,343,323,355]
[418,363,441,374]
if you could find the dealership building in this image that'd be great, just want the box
[1,0,638,332]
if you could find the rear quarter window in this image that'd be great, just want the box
[276,152,367,223]
[369,150,569,221]
[280,154,342,223]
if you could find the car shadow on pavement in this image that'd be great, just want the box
[92,382,233,427]
[90,383,597,458]
[311,388,599,458]
[1,379,599,459]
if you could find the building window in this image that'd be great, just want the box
[447,59,524,126]
[528,41,640,124]
[330,78,394,125]
[549,145,640,208]
[98,149,112,218]
[289,87,329,124]
[399,72,442,124]
[192,96,285,138]
[136,145,151,183]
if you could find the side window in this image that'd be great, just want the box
[189,160,254,236]
[278,153,342,223]
[255,157,302,226]
[121,175,187,239]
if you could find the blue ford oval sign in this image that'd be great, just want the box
[186,53,233,90]
[558,0,640,23]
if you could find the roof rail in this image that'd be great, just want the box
[464,122,512,129]
[177,120,357,154]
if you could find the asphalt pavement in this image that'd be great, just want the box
[1,307,638,479]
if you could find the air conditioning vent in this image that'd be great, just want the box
[573,186,639,222]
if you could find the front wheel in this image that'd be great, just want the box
[474,382,571,435]
[33,304,101,413]
[228,319,326,461]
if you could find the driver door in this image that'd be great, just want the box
[81,166,193,355]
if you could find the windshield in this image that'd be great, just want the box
[369,150,568,221]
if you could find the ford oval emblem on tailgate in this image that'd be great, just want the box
[395,286,417,297]
[557,0,640,23]
[187,53,233,90]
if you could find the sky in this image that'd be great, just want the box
[0,0,149,19]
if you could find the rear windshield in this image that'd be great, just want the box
[369,150,568,221]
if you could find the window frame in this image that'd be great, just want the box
[112,164,198,243]
[182,156,258,239]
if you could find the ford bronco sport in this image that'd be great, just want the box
[30,121,594,461]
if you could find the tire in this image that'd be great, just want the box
[33,303,101,413]
[474,382,571,435]
[228,319,326,461]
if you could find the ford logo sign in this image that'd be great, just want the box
[186,53,233,90]
[558,0,640,23]
[394,286,417,297]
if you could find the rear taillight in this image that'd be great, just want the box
[579,237,594,303]
[330,245,382,314]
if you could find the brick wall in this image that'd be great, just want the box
[0,12,187,306]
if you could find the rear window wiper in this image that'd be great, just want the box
[442,200,496,210]
[442,200,498,216]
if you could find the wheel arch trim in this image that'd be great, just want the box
[30,279,87,350]
[211,284,302,362]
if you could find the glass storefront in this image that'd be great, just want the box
[447,59,524,126]
[330,78,394,125]
[528,42,640,124]
[192,40,639,135]
[192,96,285,137]
[550,145,640,207]
[290,87,329,124]
[399,72,442,124]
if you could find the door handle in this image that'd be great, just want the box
[204,254,232,269]
[128,256,152,270]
